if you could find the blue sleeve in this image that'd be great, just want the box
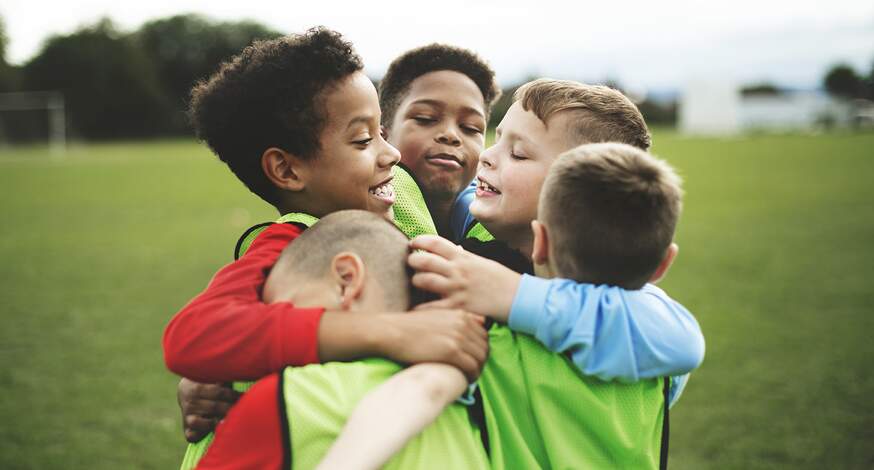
[508,275,705,382]
[668,374,689,408]
[449,181,477,243]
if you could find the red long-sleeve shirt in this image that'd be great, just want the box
[163,223,324,382]
[196,373,286,469]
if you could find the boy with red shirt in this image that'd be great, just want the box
[162,28,488,465]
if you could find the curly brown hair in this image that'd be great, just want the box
[378,44,500,130]
[189,27,363,206]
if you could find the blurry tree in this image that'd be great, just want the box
[489,83,521,128]
[135,14,281,133]
[637,99,677,126]
[0,14,20,92]
[866,59,874,100]
[824,64,863,99]
[741,83,781,96]
[22,18,169,139]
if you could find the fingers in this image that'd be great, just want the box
[454,351,481,382]
[408,250,455,277]
[194,383,239,403]
[183,415,218,443]
[411,272,453,296]
[413,299,456,311]
[410,235,463,259]
[186,398,235,419]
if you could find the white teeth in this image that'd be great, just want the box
[476,179,500,194]
[370,182,395,199]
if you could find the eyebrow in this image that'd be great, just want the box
[408,99,485,119]
[345,115,376,131]
[498,128,533,146]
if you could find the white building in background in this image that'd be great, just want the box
[679,80,862,135]
[679,80,740,135]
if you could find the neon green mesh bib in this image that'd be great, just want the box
[468,230,667,469]
[282,359,489,470]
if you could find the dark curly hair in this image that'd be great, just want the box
[189,27,363,207]
[379,44,500,130]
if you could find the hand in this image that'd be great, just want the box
[409,235,522,322]
[177,378,240,443]
[376,309,488,382]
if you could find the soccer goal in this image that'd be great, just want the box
[0,91,66,156]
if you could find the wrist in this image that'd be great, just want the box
[318,312,388,362]
[366,313,402,360]
[490,270,521,322]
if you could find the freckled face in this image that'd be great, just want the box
[386,70,486,200]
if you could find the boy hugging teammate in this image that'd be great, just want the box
[164,25,704,470]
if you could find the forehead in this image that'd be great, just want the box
[400,70,485,115]
[501,102,577,155]
[322,72,380,127]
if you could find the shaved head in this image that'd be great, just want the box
[267,210,412,311]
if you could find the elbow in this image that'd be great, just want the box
[405,364,464,406]
[679,331,706,373]
[162,324,195,377]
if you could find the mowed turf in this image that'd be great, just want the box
[0,132,872,469]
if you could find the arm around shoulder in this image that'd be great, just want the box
[508,275,705,381]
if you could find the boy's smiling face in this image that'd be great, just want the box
[470,101,577,243]
[386,70,486,201]
[303,72,401,218]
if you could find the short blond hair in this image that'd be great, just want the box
[514,79,651,150]
[539,143,682,289]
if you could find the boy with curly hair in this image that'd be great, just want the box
[164,28,488,468]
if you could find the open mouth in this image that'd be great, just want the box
[369,178,396,204]
[425,153,463,169]
[476,177,501,195]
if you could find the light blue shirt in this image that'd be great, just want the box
[509,274,704,407]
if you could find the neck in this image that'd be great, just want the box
[425,193,456,239]
[504,231,533,261]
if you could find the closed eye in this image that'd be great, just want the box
[352,138,373,146]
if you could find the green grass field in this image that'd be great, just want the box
[1,131,872,469]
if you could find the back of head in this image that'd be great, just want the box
[189,27,363,207]
[271,210,413,310]
[514,79,651,151]
[539,143,682,289]
[379,44,501,130]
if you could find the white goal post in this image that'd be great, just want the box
[0,91,66,156]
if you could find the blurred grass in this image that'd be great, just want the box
[1,132,873,468]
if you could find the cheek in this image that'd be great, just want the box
[392,128,427,167]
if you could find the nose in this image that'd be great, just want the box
[379,139,402,169]
[479,145,496,169]
[435,122,461,146]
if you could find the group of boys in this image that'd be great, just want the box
[162,26,705,469]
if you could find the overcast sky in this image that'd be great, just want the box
[3,0,873,91]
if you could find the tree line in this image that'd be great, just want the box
[1,14,871,142]
[0,14,281,142]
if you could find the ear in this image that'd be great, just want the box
[330,252,367,310]
[261,147,309,192]
[531,220,550,266]
[649,243,678,284]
